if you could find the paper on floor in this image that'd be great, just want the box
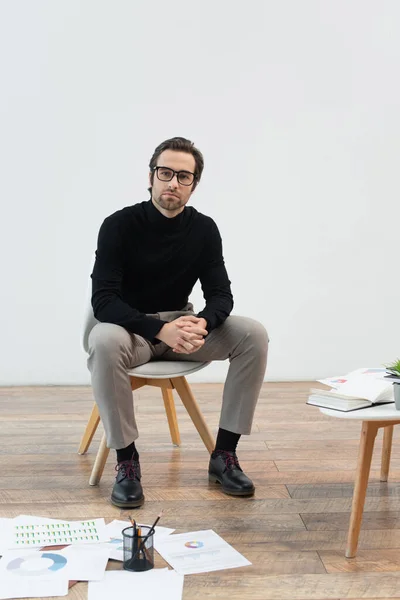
[0,520,14,556]
[0,545,110,582]
[88,569,183,600]
[155,529,251,575]
[2,518,109,549]
[12,515,69,525]
[0,577,68,599]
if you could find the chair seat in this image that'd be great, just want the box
[127,360,210,379]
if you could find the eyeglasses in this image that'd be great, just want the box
[153,166,196,186]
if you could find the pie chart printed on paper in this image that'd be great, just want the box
[184,541,204,549]
[7,553,68,576]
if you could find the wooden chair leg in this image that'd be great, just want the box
[161,388,181,446]
[83,377,144,485]
[380,425,394,482]
[130,376,147,392]
[171,376,215,454]
[346,421,379,558]
[89,433,110,486]
[78,403,100,455]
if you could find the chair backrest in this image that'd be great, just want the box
[82,295,98,354]
[81,257,98,354]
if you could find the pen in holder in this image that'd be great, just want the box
[122,525,154,572]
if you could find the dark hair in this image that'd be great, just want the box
[148,136,204,192]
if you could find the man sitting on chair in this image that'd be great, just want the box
[88,136,269,508]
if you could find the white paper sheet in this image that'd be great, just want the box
[88,569,183,600]
[1,515,68,554]
[330,375,393,401]
[103,520,175,561]
[154,529,251,575]
[12,515,69,525]
[318,368,387,388]
[0,520,14,556]
[0,545,109,582]
[3,518,109,549]
[1,515,71,555]
[0,577,68,599]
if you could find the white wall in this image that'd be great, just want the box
[1,0,399,385]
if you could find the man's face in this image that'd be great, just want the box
[150,150,196,216]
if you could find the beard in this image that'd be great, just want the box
[155,193,185,212]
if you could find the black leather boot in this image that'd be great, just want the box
[111,458,145,508]
[208,450,255,496]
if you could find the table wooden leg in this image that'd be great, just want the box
[346,421,379,558]
[380,425,394,482]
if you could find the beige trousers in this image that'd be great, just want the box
[87,308,269,449]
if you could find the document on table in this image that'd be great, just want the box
[154,529,251,575]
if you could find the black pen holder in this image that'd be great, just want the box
[122,526,154,572]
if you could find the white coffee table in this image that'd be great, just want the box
[320,403,400,558]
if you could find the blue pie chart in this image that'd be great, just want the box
[7,553,67,576]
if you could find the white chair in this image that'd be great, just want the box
[319,404,400,558]
[79,298,215,486]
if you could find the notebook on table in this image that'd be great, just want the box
[307,375,394,412]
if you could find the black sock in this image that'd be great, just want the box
[214,428,241,453]
[116,441,139,463]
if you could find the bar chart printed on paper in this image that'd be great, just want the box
[7,519,108,548]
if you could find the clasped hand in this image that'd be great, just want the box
[156,315,208,354]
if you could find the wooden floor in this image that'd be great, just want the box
[2,382,400,599]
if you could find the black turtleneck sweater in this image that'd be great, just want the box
[91,200,234,343]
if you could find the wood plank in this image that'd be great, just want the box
[222,528,400,551]
[275,458,400,472]
[288,483,400,499]
[4,492,400,516]
[320,549,400,573]
[302,511,400,531]
[224,550,327,575]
